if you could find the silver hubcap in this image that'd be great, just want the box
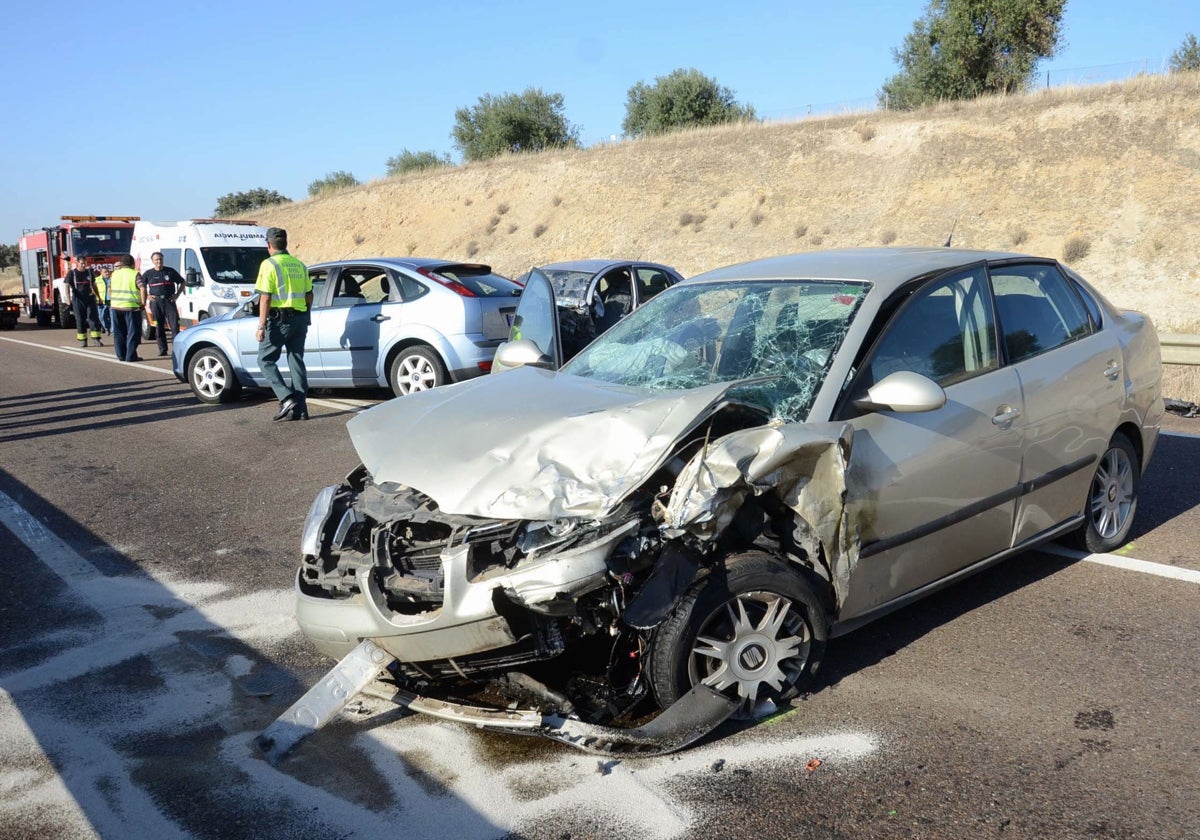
[689,592,810,718]
[396,355,436,394]
[192,355,227,399]
[1090,446,1134,539]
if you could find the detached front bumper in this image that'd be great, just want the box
[256,639,739,763]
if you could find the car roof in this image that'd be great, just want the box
[687,247,1034,294]
[536,259,671,274]
[308,257,493,272]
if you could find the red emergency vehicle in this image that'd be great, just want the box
[18,215,139,327]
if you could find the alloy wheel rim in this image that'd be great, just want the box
[1090,446,1134,539]
[397,357,436,393]
[194,357,226,398]
[689,591,810,719]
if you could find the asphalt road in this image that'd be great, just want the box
[1,320,1197,840]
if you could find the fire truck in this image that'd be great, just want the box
[18,215,140,328]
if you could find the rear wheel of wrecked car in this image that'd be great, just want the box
[389,346,446,396]
[187,347,242,404]
[648,551,828,720]
[1073,432,1140,553]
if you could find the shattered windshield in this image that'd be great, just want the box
[540,269,595,307]
[562,279,869,421]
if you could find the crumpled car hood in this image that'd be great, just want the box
[347,366,740,520]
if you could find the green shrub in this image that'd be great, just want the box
[307,171,359,197]
[387,149,452,176]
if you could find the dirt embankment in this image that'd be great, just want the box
[254,73,1200,399]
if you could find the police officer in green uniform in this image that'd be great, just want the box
[255,227,312,421]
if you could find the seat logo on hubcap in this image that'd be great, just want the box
[739,644,767,670]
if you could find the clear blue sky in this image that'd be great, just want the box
[2,0,1193,242]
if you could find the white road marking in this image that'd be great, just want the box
[0,335,178,373]
[0,335,377,413]
[1040,543,1200,584]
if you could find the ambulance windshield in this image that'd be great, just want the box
[200,247,270,283]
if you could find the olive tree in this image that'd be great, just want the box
[1169,33,1200,73]
[622,68,756,137]
[879,0,1066,110]
[452,88,579,162]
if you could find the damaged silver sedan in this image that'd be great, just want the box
[267,248,1163,758]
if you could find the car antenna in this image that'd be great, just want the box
[942,215,959,248]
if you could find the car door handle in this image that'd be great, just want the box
[371,314,391,323]
[1104,361,1121,380]
[992,405,1021,426]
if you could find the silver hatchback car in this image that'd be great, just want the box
[281,248,1162,755]
[172,258,522,402]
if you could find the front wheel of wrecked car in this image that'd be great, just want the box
[648,551,828,720]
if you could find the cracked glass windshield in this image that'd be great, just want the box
[562,279,869,421]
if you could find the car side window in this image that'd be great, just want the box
[634,267,672,306]
[990,264,1091,363]
[394,270,429,302]
[356,271,391,304]
[332,270,368,306]
[309,269,328,309]
[863,267,998,388]
[1069,277,1103,329]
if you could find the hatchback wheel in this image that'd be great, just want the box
[187,347,242,404]
[389,346,446,396]
[1074,432,1140,553]
[648,551,828,719]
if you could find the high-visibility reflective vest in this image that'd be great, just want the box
[110,267,142,310]
[95,274,110,303]
[255,253,310,311]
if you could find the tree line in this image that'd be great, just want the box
[211,2,1200,217]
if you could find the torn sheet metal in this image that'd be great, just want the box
[661,421,858,604]
[347,366,737,520]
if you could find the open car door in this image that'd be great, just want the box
[491,267,563,373]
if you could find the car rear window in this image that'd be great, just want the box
[433,265,522,297]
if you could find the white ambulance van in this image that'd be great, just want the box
[130,219,269,324]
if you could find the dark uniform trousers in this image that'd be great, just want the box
[149,296,180,354]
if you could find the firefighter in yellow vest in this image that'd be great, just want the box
[255,227,312,420]
[109,254,147,362]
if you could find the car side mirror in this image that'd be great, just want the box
[492,338,554,374]
[242,297,259,316]
[186,268,202,287]
[852,370,946,413]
